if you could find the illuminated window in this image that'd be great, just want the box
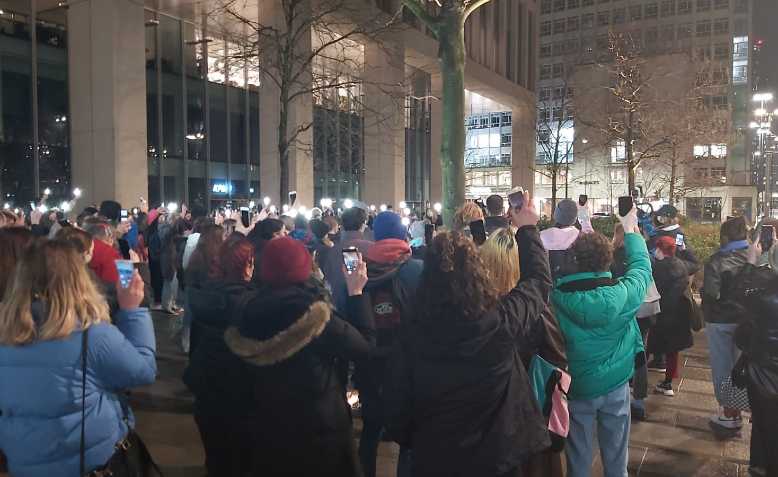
[611,140,626,162]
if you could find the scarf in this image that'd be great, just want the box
[720,240,749,253]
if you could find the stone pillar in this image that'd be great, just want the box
[512,103,536,196]
[258,0,314,208]
[363,40,406,208]
[68,0,147,208]
[429,73,443,204]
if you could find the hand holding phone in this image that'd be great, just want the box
[424,223,435,246]
[508,189,525,210]
[342,248,367,296]
[509,191,539,229]
[617,196,639,234]
[675,233,686,250]
[116,268,145,311]
[240,207,250,228]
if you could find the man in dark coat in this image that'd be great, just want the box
[485,194,510,236]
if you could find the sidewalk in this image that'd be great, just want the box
[34,315,749,477]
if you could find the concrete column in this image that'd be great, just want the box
[363,40,406,208]
[429,74,443,203]
[512,103,535,196]
[258,0,314,207]
[68,0,147,208]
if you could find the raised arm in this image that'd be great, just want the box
[500,225,553,341]
[90,308,157,390]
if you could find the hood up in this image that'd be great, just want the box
[225,300,331,367]
[540,226,580,251]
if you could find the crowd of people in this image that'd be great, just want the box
[0,191,777,477]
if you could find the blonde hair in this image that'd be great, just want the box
[0,239,110,345]
[454,202,485,232]
[479,228,520,297]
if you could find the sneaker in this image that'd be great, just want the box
[654,381,675,396]
[647,358,666,372]
[709,414,743,433]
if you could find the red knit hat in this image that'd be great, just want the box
[655,236,677,257]
[260,236,312,287]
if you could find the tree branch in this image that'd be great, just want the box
[402,0,440,33]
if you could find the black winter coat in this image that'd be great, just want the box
[384,226,552,477]
[185,281,375,477]
[702,248,751,324]
[649,257,693,354]
[734,268,778,397]
[647,226,701,275]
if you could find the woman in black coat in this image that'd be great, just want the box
[186,236,374,477]
[384,194,552,477]
[650,236,694,397]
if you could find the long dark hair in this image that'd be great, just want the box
[416,231,499,322]
[186,224,224,286]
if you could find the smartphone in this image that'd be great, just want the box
[121,209,128,218]
[618,196,634,217]
[240,207,250,228]
[115,260,134,288]
[424,223,434,246]
[675,233,685,248]
[761,225,775,250]
[508,190,524,210]
[470,220,487,246]
[289,191,298,206]
[342,247,359,274]
[579,195,588,207]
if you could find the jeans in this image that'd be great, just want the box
[566,382,631,477]
[706,323,740,406]
[161,272,179,312]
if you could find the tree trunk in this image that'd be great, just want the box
[437,12,466,228]
[278,97,290,204]
[669,144,677,205]
[626,111,635,195]
[551,168,558,214]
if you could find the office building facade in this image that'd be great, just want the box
[535,0,757,221]
[0,0,537,212]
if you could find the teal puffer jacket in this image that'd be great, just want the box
[551,233,652,400]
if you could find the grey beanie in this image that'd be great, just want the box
[554,199,578,227]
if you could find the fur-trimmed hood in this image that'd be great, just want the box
[225,300,331,366]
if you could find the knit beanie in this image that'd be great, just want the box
[554,199,578,227]
[373,211,407,241]
[260,236,312,287]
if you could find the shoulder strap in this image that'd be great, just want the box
[80,328,88,476]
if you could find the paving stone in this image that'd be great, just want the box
[685,355,711,369]
[630,420,724,459]
[678,378,715,395]
[638,449,739,477]
[682,366,713,381]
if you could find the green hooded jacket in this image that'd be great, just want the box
[551,233,652,400]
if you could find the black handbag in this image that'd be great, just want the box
[79,328,163,477]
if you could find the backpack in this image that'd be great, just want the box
[528,354,571,452]
[724,264,776,311]
[368,277,404,348]
[548,249,577,281]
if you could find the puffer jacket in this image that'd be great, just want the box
[551,233,652,400]
[0,308,156,477]
[702,243,751,324]
[384,226,552,477]
[184,281,375,477]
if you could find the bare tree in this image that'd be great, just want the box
[209,0,401,201]
[651,61,729,205]
[535,75,576,211]
[402,0,492,226]
[578,32,673,196]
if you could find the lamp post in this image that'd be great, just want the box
[751,93,776,218]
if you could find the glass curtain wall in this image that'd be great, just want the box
[145,8,260,211]
[0,0,69,208]
[405,66,432,206]
[312,35,365,205]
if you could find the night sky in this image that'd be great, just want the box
[753,0,778,92]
